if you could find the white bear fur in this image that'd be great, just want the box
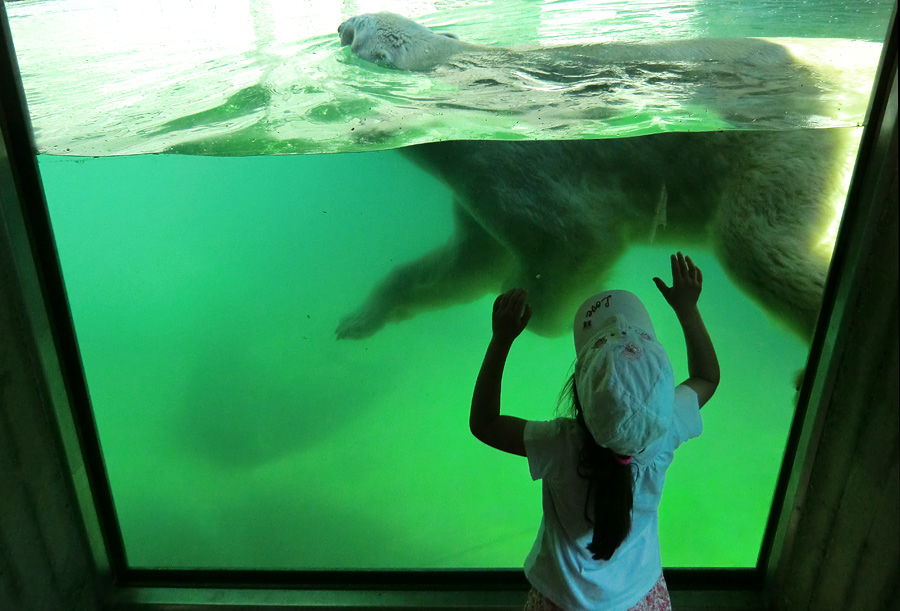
[335,12,852,341]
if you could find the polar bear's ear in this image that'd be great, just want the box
[439,32,459,40]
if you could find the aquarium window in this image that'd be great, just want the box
[2,0,896,588]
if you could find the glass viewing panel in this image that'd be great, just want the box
[5,0,894,570]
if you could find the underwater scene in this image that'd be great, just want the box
[7,0,895,570]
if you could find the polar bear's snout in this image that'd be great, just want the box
[338,16,391,66]
[337,19,356,47]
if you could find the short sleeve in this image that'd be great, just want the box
[524,419,566,481]
[669,384,703,449]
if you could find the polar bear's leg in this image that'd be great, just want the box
[336,201,513,339]
[711,129,844,340]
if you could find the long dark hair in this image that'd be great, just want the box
[560,374,634,561]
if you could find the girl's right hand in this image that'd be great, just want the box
[652,252,703,314]
[492,289,532,344]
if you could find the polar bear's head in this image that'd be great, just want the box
[338,11,466,71]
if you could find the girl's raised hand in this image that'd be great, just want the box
[492,289,532,344]
[652,252,703,314]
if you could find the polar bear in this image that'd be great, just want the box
[335,12,850,341]
[339,11,477,71]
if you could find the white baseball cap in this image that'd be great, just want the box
[573,290,674,456]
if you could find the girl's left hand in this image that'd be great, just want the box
[492,289,532,344]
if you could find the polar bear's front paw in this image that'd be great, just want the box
[335,306,387,340]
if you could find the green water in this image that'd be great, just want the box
[39,150,809,569]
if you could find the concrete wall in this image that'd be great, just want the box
[0,204,101,609]
[767,55,900,610]
[770,187,899,609]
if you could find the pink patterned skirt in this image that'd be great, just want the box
[524,572,671,611]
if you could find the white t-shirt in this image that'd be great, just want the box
[523,385,702,611]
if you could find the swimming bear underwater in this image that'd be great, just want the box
[335,12,853,342]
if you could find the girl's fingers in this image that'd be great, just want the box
[495,289,529,317]
[513,290,529,317]
[670,252,703,285]
[670,253,681,282]
[522,304,533,326]
[684,255,702,285]
[685,255,696,282]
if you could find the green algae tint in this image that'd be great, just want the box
[40,151,806,569]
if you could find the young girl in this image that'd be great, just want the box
[470,252,720,611]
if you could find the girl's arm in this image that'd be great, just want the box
[672,302,719,408]
[653,252,720,408]
[470,289,531,456]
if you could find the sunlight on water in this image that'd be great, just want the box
[6,0,887,155]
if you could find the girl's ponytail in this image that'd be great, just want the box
[562,375,634,561]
